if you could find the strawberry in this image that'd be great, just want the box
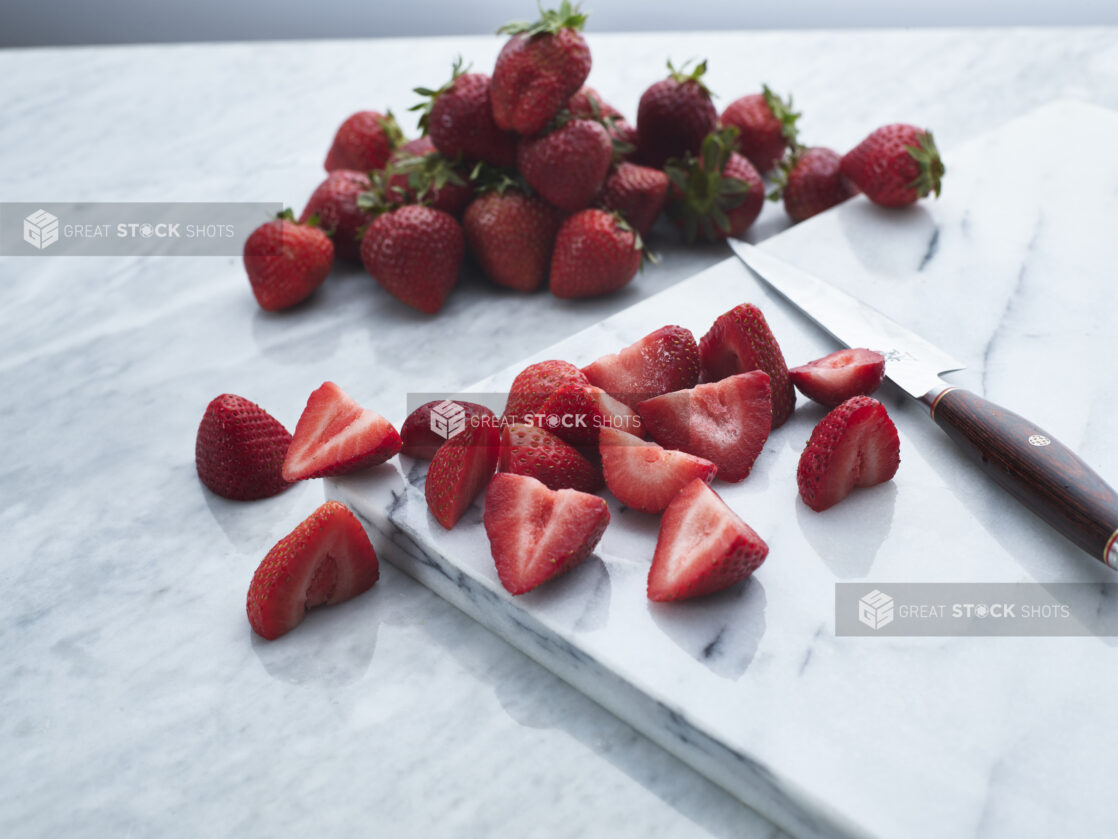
[720,86,800,174]
[549,209,642,300]
[537,382,644,450]
[400,400,496,460]
[502,360,589,425]
[636,60,718,168]
[324,110,402,172]
[597,163,669,235]
[483,473,610,595]
[425,420,501,529]
[840,124,944,208]
[411,60,518,168]
[699,303,796,428]
[599,426,716,514]
[517,118,613,212]
[195,394,292,501]
[665,128,763,242]
[499,423,603,492]
[396,136,436,157]
[385,150,474,217]
[582,325,700,409]
[282,381,402,481]
[463,187,562,292]
[647,479,768,602]
[246,501,379,640]
[770,147,856,223]
[491,2,592,136]
[243,210,333,311]
[566,86,638,158]
[789,348,886,408]
[300,170,372,262]
[360,204,464,314]
[638,371,772,483]
[797,396,900,511]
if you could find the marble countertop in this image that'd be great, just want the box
[2,27,1117,839]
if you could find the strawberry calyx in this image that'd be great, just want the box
[392,152,467,204]
[497,1,588,37]
[765,148,801,202]
[607,210,658,270]
[666,58,713,98]
[376,111,405,152]
[356,166,407,218]
[665,127,751,243]
[410,56,471,135]
[761,84,801,149]
[905,129,945,199]
[470,161,530,196]
[275,207,297,223]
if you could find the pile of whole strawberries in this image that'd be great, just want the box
[198,298,901,639]
[242,2,945,315]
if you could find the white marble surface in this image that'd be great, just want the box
[2,29,1117,839]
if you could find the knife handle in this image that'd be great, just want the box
[927,387,1118,568]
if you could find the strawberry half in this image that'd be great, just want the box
[499,423,603,493]
[797,395,900,512]
[538,382,644,450]
[582,325,701,409]
[483,473,610,595]
[195,394,293,501]
[599,426,716,514]
[425,421,501,529]
[789,348,886,408]
[647,479,768,601]
[247,501,380,640]
[638,371,772,483]
[282,382,402,482]
[502,360,589,426]
[699,303,795,428]
[400,400,496,460]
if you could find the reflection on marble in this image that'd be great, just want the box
[332,102,1118,839]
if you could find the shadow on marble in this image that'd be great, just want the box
[838,199,937,276]
[201,480,318,552]
[794,481,898,580]
[515,554,613,634]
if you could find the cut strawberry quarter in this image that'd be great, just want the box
[282,382,402,481]
[246,501,379,640]
[599,426,716,514]
[426,421,501,529]
[789,348,885,408]
[582,325,701,409]
[647,479,768,602]
[484,473,610,595]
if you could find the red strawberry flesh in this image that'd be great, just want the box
[425,421,500,529]
[582,325,701,409]
[790,348,886,408]
[599,426,716,514]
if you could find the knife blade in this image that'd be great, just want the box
[729,239,1118,570]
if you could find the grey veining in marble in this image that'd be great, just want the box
[2,29,1117,839]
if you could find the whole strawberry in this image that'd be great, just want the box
[299,170,372,261]
[324,110,402,172]
[720,86,800,174]
[195,394,292,501]
[518,117,612,211]
[491,2,592,136]
[463,186,562,292]
[361,205,464,314]
[773,147,857,223]
[666,129,763,242]
[636,60,718,168]
[550,209,642,299]
[243,210,334,311]
[412,59,518,168]
[840,124,944,207]
[567,86,638,159]
[387,151,474,217]
[597,162,669,235]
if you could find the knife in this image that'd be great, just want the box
[728,239,1118,570]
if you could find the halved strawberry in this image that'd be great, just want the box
[582,325,701,409]
[789,348,886,408]
[537,382,644,450]
[483,473,610,595]
[647,479,768,602]
[637,371,771,482]
[699,303,795,428]
[502,360,588,426]
[400,400,496,460]
[282,382,402,481]
[797,395,900,512]
[246,501,379,639]
[195,393,292,501]
[599,426,716,514]
[499,423,603,492]
[425,421,501,529]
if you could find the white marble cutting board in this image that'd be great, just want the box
[328,101,1118,839]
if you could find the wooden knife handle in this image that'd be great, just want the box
[928,387,1118,568]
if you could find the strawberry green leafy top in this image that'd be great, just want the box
[497,1,588,36]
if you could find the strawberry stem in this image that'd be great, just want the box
[904,130,945,199]
[666,58,713,98]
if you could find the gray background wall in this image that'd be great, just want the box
[4,0,1117,47]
